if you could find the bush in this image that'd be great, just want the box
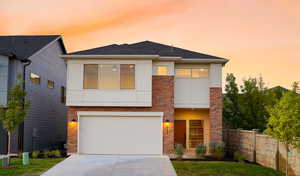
[209,142,225,160]
[42,150,51,158]
[52,150,62,158]
[175,144,185,159]
[31,151,40,158]
[195,144,206,158]
[18,152,23,158]
[234,152,246,162]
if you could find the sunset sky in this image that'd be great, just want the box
[1,0,299,89]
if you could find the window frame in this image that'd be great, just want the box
[175,67,209,78]
[47,80,55,89]
[156,65,169,76]
[83,64,99,89]
[83,64,136,90]
[30,73,41,84]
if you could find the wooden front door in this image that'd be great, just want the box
[174,120,186,147]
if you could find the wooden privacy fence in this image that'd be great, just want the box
[223,129,300,176]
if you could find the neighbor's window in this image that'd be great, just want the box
[84,64,98,89]
[30,73,41,84]
[176,68,209,78]
[47,80,54,88]
[175,69,191,78]
[120,64,135,89]
[61,86,66,103]
[83,64,135,89]
[156,66,168,75]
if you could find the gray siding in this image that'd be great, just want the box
[0,39,67,153]
[0,57,23,154]
[0,55,9,106]
[23,40,67,152]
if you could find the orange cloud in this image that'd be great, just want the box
[25,0,191,37]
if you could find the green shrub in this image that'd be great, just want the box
[234,152,246,162]
[42,150,51,158]
[175,144,185,159]
[52,150,62,158]
[31,151,40,158]
[209,142,225,160]
[18,152,23,158]
[195,144,206,158]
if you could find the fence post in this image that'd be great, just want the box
[275,140,279,171]
[252,129,259,163]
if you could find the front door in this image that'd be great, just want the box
[174,120,186,147]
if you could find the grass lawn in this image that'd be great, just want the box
[173,161,284,176]
[0,158,64,176]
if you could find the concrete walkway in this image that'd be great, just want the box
[42,155,177,176]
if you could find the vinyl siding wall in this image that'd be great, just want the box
[23,40,67,152]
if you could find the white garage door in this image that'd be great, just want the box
[78,112,163,155]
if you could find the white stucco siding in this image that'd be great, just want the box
[66,59,152,107]
[174,64,210,108]
[174,78,209,108]
[209,64,222,88]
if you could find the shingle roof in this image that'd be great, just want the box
[68,41,226,60]
[0,35,65,59]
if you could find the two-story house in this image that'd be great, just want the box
[0,35,67,153]
[63,41,228,155]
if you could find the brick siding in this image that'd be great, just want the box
[209,87,223,142]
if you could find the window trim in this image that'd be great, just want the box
[83,64,136,90]
[30,73,41,84]
[47,80,55,89]
[156,65,169,76]
[175,67,209,78]
[83,64,99,89]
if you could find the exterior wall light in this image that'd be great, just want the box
[69,118,78,127]
[165,119,170,135]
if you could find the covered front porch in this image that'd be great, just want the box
[174,108,210,157]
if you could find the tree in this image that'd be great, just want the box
[223,73,243,128]
[0,75,30,156]
[239,76,269,130]
[292,81,299,93]
[223,74,270,130]
[265,91,300,176]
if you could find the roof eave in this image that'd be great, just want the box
[176,58,229,65]
[60,55,160,60]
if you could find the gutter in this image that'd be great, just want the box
[18,59,32,152]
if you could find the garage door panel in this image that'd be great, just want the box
[79,116,162,155]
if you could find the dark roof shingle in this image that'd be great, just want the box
[0,35,63,59]
[68,41,226,60]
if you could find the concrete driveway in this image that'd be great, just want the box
[42,155,177,176]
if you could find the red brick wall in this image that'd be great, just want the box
[67,76,174,154]
[209,87,223,142]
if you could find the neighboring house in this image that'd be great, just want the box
[63,41,229,155]
[0,35,67,154]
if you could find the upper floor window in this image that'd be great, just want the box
[83,64,135,89]
[30,73,41,84]
[175,68,209,78]
[61,86,66,103]
[156,66,168,75]
[47,80,54,88]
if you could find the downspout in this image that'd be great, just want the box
[18,59,32,152]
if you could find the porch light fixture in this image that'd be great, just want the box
[165,119,170,135]
[69,118,77,127]
[165,119,170,127]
